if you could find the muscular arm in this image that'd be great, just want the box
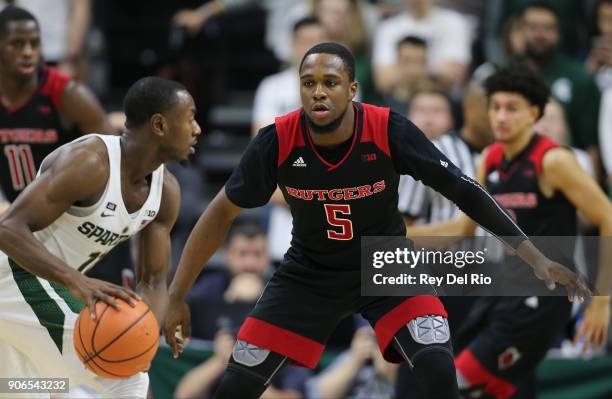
[61,81,114,134]
[543,148,612,294]
[0,138,107,285]
[168,188,243,300]
[137,170,181,323]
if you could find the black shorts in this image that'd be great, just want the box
[236,257,447,368]
[454,296,572,398]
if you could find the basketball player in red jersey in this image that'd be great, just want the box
[0,5,112,210]
[409,65,612,398]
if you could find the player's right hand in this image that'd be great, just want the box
[67,273,141,320]
[163,296,191,359]
[533,259,592,301]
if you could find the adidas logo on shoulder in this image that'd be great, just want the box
[292,157,307,167]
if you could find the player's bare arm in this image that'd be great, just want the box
[165,188,244,357]
[0,137,139,316]
[60,80,115,134]
[541,147,612,351]
[137,169,181,324]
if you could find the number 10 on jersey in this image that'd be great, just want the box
[324,204,353,240]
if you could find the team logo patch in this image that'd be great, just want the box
[38,105,51,115]
[498,347,521,370]
[292,157,307,167]
[106,202,117,211]
[488,170,500,183]
[362,153,376,161]
[440,160,448,168]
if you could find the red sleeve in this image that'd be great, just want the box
[39,67,71,111]
[275,108,305,167]
[360,103,391,157]
[484,143,504,174]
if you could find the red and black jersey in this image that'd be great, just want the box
[0,66,77,202]
[484,134,577,237]
[226,102,526,269]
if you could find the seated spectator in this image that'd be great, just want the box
[407,88,454,140]
[382,35,432,116]
[175,327,311,399]
[188,222,271,303]
[312,0,380,102]
[306,326,398,399]
[372,0,471,93]
[518,2,601,155]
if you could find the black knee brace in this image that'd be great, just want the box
[212,340,288,399]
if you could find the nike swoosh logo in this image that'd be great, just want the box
[101,212,114,217]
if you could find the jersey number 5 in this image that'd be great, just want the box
[4,144,36,190]
[324,204,353,240]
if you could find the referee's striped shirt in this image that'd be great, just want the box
[399,131,480,222]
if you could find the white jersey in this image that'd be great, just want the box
[33,134,164,273]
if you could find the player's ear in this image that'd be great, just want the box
[349,81,358,101]
[529,105,540,123]
[150,113,166,137]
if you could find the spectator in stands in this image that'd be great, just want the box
[586,0,612,191]
[305,326,398,399]
[372,0,471,94]
[381,35,432,115]
[407,88,454,140]
[312,0,379,101]
[175,327,311,399]
[172,0,309,63]
[252,16,327,135]
[519,2,601,156]
[188,222,271,303]
[484,0,592,65]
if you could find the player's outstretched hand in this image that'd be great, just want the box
[533,259,592,301]
[573,296,611,355]
[163,295,191,359]
[66,273,140,320]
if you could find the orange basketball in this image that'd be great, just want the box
[73,298,160,379]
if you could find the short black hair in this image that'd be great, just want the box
[123,77,187,128]
[0,5,38,40]
[293,16,320,35]
[397,35,427,50]
[299,42,356,82]
[520,0,561,21]
[484,65,550,119]
[226,222,265,247]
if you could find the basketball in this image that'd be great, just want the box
[73,298,160,379]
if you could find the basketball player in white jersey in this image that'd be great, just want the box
[0,76,201,397]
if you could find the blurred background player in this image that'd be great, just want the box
[408,65,612,399]
[0,76,200,397]
[0,6,111,212]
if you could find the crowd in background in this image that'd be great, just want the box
[1,0,611,398]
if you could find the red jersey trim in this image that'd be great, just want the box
[275,108,305,167]
[237,316,325,368]
[484,142,505,173]
[528,135,558,175]
[359,103,391,157]
[374,296,447,363]
[303,103,360,172]
[39,67,71,112]
[455,349,517,399]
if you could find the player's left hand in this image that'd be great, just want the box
[533,259,592,301]
[573,296,611,355]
